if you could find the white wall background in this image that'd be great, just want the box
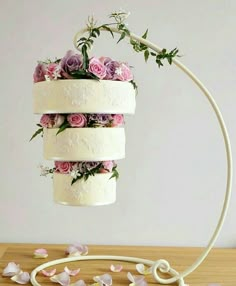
[0,0,235,247]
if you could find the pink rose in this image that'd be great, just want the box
[114,63,133,81]
[53,114,65,128]
[110,114,124,127]
[88,57,106,79]
[102,161,113,172]
[45,63,61,80]
[40,114,54,128]
[55,161,73,174]
[33,63,46,83]
[67,114,87,127]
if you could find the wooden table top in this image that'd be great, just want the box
[0,244,235,285]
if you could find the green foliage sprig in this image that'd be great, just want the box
[76,11,180,76]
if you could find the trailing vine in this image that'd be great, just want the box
[76,11,180,72]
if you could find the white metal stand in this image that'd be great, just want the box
[30,27,233,286]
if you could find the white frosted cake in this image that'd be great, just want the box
[53,172,116,206]
[33,79,136,114]
[43,127,125,161]
[32,52,136,206]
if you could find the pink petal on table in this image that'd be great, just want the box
[74,279,86,286]
[50,272,70,286]
[110,264,123,272]
[65,245,78,255]
[2,262,21,277]
[65,243,88,256]
[127,272,147,286]
[74,243,88,255]
[64,266,80,276]
[93,273,112,286]
[41,268,57,277]
[136,264,152,275]
[11,272,30,284]
[34,248,48,258]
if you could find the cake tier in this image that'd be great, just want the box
[43,128,125,161]
[33,79,136,114]
[53,173,116,206]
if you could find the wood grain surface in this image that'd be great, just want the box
[0,244,235,285]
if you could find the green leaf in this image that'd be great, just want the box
[167,57,172,64]
[71,174,83,185]
[101,25,114,38]
[84,174,89,181]
[56,122,70,135]
[144,49,149,62]
[81,45,89,70]
[142,29,148,39]
[161,48,167,54]
[110,168,119,180]
[130,80,138,92]
[117,31,126,43]
[71,70,99,80]
[150,52,156,56]
[30,127,43,141]
[36,124,42,127]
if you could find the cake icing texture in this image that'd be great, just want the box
[43,127,125,161]
[53,173,116,206]
[33,80,136,114]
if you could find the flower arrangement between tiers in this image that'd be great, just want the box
[30,113,124,140]
[40,161,118,185]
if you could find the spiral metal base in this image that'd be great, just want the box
[30,255,185,286]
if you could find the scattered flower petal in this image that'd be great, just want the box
[127,272,147,286]
[110,264,123,272]
[34,248,48,258]
[64,266,80,276]
[50,272,70,286]
[11,272,30,284]
[136,264,152,275]
[93,273,112,286]
[73,280,86,286]
[65,243,88,256]
[41,269,57,277]
[2,262,21,277]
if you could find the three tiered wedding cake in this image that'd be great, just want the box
[32,51,136,206]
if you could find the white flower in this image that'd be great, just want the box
[115,67,122,76]
[39,164,50,176]
[70,170,81,179]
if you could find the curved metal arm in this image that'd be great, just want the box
[73,27,233,284]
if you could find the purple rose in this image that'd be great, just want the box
[87,114,110,126]
[99,57,120,80]
[88,57,106,79]
[85,162,100,171]
[33,63,46,83]
[60,50,83,78]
